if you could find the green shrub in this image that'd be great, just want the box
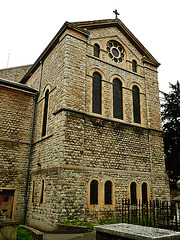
[17,226,35,240]
[59,217,94,232]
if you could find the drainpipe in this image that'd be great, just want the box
[23,60,44,225]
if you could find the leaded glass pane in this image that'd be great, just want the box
[112,48,119,57]
[132,60,137,72]
[90,180,98,205]
[92,72,102,114]
[132,86,141,123]
[105,181,112,205]
[42,89,49,137]
[94,44,100,58]
[113,79,123,119]
[131,182,137,205]
[142,182,148,204]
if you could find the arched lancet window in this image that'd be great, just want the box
[142,182,148,204]
[42,89,49,137]
[94,44,100,58]
[105,180,112,205]
[90,180,98,205]
[40,179,45,204]
[130,182,137,205]
[31,180,35,205]
[92,72,102,114]
[132,60,137,72]
[113,78,123,119]
[132,86,141,124]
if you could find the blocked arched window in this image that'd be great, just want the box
[42,89,49,137]
[132,60,137,72]
[90,180,98,205]
[94,44,100,58]
[132,86,141,124]
[130,182,137,205]
[142,182,148,204]
[113,78,123,119]
[92,72,102,114]
[105,180,112,205]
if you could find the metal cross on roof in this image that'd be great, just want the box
[113,9,119,19]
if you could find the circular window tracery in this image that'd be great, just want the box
[106,41,124,63]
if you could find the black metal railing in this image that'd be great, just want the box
[113,199,180,231]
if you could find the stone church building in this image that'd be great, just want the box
[0,17,170,231]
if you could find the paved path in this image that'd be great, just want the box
[43,231,96,240]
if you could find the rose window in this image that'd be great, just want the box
[106,41,124,63]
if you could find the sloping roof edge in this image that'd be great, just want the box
[20,22,90,84]
[20,18,160,84]
[73,19,160,67]
[0,77,38,94]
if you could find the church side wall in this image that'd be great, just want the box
[26,110,170,229]
[0,86,34,222]
[26,30,88,229]
[144,64,163,130]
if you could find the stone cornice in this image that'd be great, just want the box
[30,163,167,177]
[53,107,163,133]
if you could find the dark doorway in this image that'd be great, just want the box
[0,189,15,219]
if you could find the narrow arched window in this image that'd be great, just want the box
[90,180,98,205]
[132,86,141,124]
[40,179,45,204]
[31,180,35,205]
[42,89,49,137]
[132,60,137,72]
[113,78,123,119]
[142,182,148,204]
[94,44,100,58]
[105,181,112,205]
[92,72,102,114]
[130,182,137,205]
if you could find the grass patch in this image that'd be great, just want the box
[17,226,35,240]
[59,216,94,232]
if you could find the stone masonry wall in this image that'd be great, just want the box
[27,110,170,228]
[24,24,170,229]
[0,86,34,222]
[0,65,32,83]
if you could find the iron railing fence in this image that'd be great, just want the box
[102,199,180,231]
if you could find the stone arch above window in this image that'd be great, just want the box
[92,72,102,114]
[132,85,141,124]
[132,60,137,72]
[90,179,98,205]
[94,43,100,58]
[106,40,125,63]
[113,78,123,120]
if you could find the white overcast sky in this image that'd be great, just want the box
[1,0,179,93]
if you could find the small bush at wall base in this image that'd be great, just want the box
[17,226,35,240]
[59,217,94,232]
